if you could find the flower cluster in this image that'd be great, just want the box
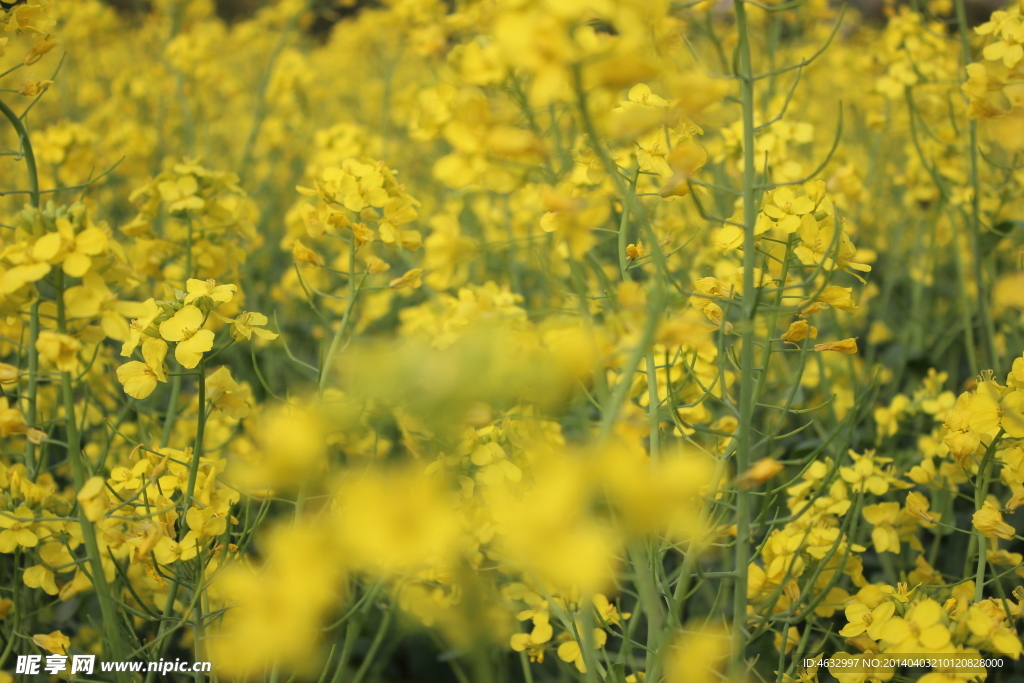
[0,0,1021,682]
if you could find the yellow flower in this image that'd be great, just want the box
[329,161,389,212]
[206,365,251,418]
[763,187,816,234]
[738,457,785,489]
[905,491,937,524]
[838,599,895,640]
[32,630,70,655]
[364,255,390,274]
[389,268,424,290]
[880,598,952,652]
[36,331,82,373]
[121,298,162,357]
[32,217,107,278]
[109,460,147,493]
[964,602,1024,657]
[76,476,108,522]
[186,506,228,540]
[184,278,237,305]
[539,187,609,259]
[840,450,891,495]
[0,506,38,552]
[62,272,149,342]
[17,79,51,96]
[116,337,168,399]
[659,140,707,197]
[983,37,1024,67]
[794,211,872,277]
[229,311,278,342]
[23,565,57,595]
[292,240,322,267]
[863,502,902,553]
[973,501,1016,541]
[22,34,56,65]
[625,241,646,261]
[556,629,607,673]
[157,174,204,213]
[0,397,27,437]
[968,381,1024,438]
[781,320,818,346]
[814,338,859,354]
[816,285,859,312]
[944,429,981,467]
[510,632,548,663]
[664,625,730,683]
[159,305,215,368]
[0,362,17,385]
[511,606,552,663]
[0,260,50,294]
[153,531,200,565]
[827,653,894,683]
[593,593,630,627]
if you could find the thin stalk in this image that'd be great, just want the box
[619,167,640,281]
[646,351,661,462]
[350,606,394,683]
[192,565,207,683]
[0,98,41,481]
[954,0,999,373]
[149,361,207,682]
[732,0,757,672]
[180,358,206,533]
[330,614,364,683]
[23,301,39,479]
[160,372,182,447]
[238,7,305,178]
[55,272,128,680]
[0,98,40,207]
[973,430,1002,602]
[0,549,21,667]
[318,243,360,395]
[519,651,535,683]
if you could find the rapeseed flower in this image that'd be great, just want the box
[158,305,214,368]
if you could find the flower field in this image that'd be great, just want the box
[1,0,1024,681]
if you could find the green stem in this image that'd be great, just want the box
[0,97,40,207]
[146,582,181,683]
[148,361,207,682]
[330,614,364,683]
[0,98,41,481]
[0,549,21,668]
[161,373,182,448]
[181,359,206,534]
[618,167,640,281]
[185,212,194,281]
[732,0,757,672]
[318,244,361,395]
[350,605,394,683]
[238,7,305,179]
[973,430,1002,602]
[646,351,661,463]
[518,651,535,683]
[55,272,127,680]
[192,563,207,683]
[954,0,999,374]
[23,300,39,480]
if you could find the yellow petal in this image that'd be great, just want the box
[75,227,107,255]
[62,250,92,278]
[33,232,63,261]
